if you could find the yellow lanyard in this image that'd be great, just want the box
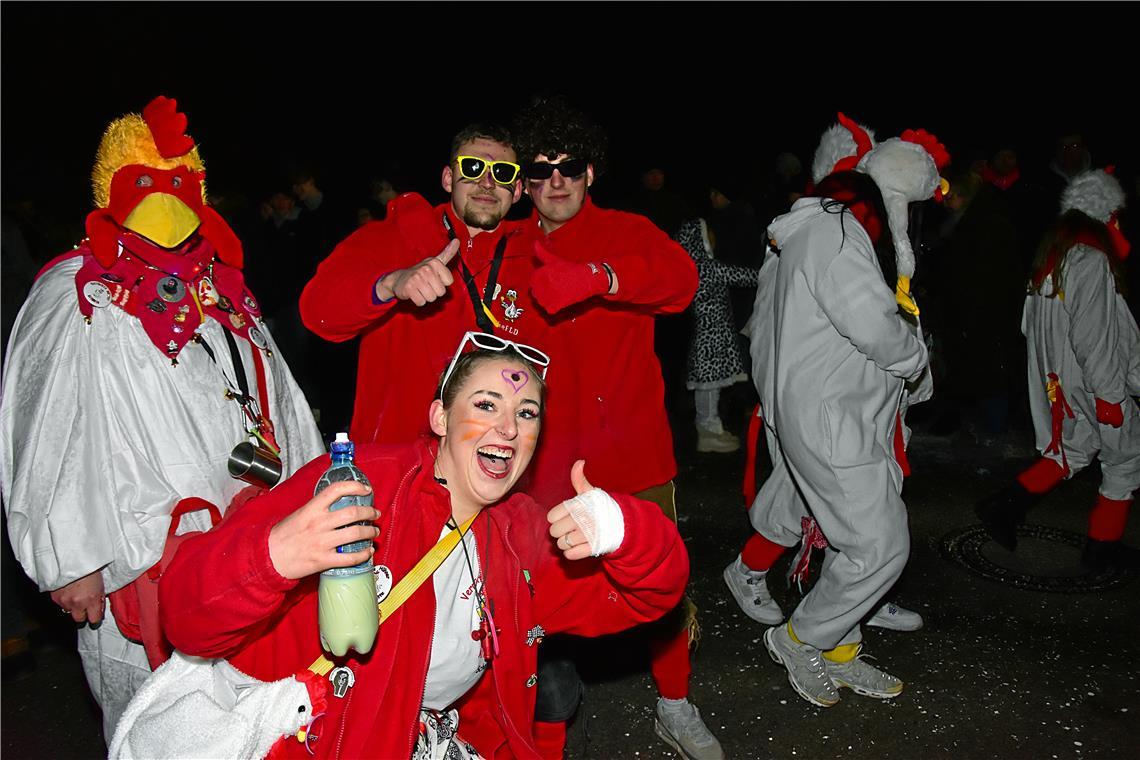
[307,512,478,677]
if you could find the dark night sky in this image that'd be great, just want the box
[2,2,1135,224]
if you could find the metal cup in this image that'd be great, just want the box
[228,442,283,488]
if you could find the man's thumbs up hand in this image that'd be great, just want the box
[376,239,461,306]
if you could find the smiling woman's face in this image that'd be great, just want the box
[431,356,543,509]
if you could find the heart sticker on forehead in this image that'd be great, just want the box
[501,368,529,394]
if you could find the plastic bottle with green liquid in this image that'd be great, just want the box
[316,433,379,657]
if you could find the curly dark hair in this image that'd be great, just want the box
[511,95,608,175]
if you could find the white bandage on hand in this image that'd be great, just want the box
[564,488,625,557]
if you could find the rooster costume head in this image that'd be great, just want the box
[85,96,242,268]
[814,113,950,280]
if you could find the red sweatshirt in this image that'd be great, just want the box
[160,439,688,759]
[299,194,546,444]
[522,198,698,504]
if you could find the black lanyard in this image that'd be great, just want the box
[196,328,253,412]
[442,213,505,333]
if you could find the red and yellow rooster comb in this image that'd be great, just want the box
[86,96,242,269]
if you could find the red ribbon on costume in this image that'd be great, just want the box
[1106,212,1132,261]
[248,345,278,453]
[743,403,764,505]
[1044,372,1075,472]
[893,411,911,477]
[789,517,830,588]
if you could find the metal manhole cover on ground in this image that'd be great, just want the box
[940,523,1137,593]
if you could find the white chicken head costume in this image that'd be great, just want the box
[857,133,949,281]
[812,113,950,314]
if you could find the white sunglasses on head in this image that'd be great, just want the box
[439,332,551,400]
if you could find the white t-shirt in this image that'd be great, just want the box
[421,526,484,710]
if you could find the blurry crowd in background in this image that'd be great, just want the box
[4,129,1136,450]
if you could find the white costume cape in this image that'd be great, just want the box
[1,254,324,737]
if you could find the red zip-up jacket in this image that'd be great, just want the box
[522,198,698,505]
[160,439,689,759]
[299,194,546,445]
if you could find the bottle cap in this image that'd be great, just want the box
[331,432,354,457]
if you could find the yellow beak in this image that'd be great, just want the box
[123,193,201,249]
[896,274,920,317]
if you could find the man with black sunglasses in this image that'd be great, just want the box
[509,97,718,760]
[300,124,547,446]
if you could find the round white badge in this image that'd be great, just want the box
[373,564,393,603]
[248,326,268,349]
[83,281,113,308]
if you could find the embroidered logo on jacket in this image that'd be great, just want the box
[500,288,524,322]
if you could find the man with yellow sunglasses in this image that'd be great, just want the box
[301,124,548,447]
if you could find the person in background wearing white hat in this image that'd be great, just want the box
[977,167,1139,570]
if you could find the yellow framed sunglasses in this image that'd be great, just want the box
[455,156,521,186]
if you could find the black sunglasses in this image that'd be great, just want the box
[524,158,589,181]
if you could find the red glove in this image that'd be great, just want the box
[1095,398,1124,428]
[530,241,611,314]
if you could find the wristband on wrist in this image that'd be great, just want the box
[372,272,395,305]
[601,262,615,294]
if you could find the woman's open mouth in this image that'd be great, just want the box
[476,445,514,480]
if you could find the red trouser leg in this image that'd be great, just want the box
[1016,457,1067,495]
[650,623,692,700]
[740,532,787,571]
[1088,495,1132,541]
[532,720,568,760]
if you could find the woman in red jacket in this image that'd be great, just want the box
[158,332,689,759]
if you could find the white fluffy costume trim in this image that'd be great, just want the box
[811,120,877,185]
[1061,169,1126,222]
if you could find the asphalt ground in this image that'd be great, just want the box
[3,400,1138,759]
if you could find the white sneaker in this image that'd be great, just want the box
[697,430,740,453]
[827,647,904,699]
[763,625,839,707]
[867,602,923,632]
[723,556,784,624]
[654,698,725,760]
